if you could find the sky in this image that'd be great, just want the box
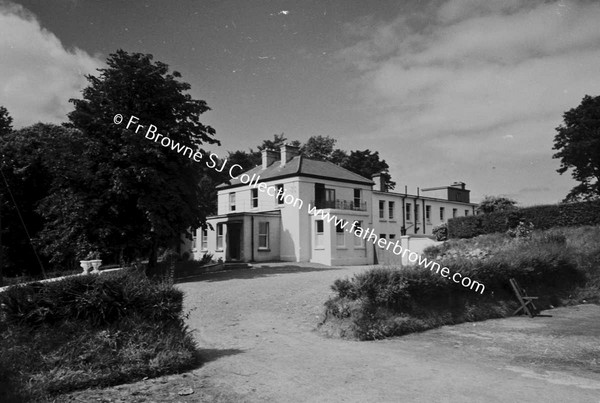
[1,0,599,206]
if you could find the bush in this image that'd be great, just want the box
[432,223,448,241]
[448,200,600,239]
[320,227,590,340]
[0,269,199,400]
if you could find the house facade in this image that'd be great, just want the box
[183,144,476,266]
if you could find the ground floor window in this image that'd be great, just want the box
[336,220,345,247]
[315,219,324,248]
[353,221,364,247]
[258,222,269,249]
[216,224,223,250]
[201,228,208,250]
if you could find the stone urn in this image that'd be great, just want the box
[89,259,102,274]
[80,260,92,275]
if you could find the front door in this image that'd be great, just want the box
[227,223,242,261]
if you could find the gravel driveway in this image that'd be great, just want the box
[65,263,600,402]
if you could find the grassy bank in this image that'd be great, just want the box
[319,226,600,340]
[0,269,199,402]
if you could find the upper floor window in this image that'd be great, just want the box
[353,189,362,209]
[276,184,284,205]
[406,203,412,221]
[440,207,445,221]
[389,201,395,220]
[379,200,385,219]
[258,222,269,249]
[325,188,335,207]
[229,193,236,211]
[426,205,431,222]
[251,188,258,208]
[389,234,396,240]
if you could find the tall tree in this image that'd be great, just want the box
[476,195,517,214]
[0,106,12,136]
[300,135,337,161]
[66,50,219,266]
[553,94,600,201]
[341,149,396,191]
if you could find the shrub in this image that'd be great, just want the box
[448,200,600,239]
[321,227,588,340]
[0,269,198,400]
[432,223,448,241]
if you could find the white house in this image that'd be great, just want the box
[183,144,476,266]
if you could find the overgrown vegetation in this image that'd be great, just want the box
[448,200,600,238]
[0,269,199,402]
[319,226,600,340]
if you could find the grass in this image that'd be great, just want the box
[319,225,600,340]
[0,269,200,402]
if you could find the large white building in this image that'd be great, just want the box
[183,144,476,266]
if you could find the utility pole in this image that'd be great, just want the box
[0,190,3,287]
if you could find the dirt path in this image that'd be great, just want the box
[65,264,600,402]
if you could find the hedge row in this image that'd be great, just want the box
[448,200,600,239]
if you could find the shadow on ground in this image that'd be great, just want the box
[176,264,352,284]
[198,348,245,364]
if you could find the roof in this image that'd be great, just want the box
[217,155,374,189]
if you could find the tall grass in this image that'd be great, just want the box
[0,269,199,402]
[320,226,600,340]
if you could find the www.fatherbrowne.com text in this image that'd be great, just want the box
[113,113,485,295]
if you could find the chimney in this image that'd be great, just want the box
[371,173,387,192]
[451,181,466,190]
[280,144,300,166]
[262,148,279,169]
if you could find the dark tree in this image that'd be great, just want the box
[0,106,12,136]
[341,149,396,191]
[553,94,600,201]
[300,135,337,161]
[66,50,219,266]
[476,195,517,215]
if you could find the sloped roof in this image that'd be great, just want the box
[217,155,374,189]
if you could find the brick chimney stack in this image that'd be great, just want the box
[280,144,300,166]
[261,149,279,169]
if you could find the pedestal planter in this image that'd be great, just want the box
[89,259,102,274]
[80,260,92,275]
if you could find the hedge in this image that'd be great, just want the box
[448,200,600,239]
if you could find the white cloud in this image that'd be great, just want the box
[0,2,103,127]
[339,0,600,204]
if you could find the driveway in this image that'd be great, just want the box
[65,263,600,402]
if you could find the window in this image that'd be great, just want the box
[440,207,445,221]
[276,184,284,204]
[191,228,197,249]
[379,200,385,219]
[325,189,336,208]
[380,234,386,239]
[389,201,395,220]
[353,189,362,209]
[251,188,258,208]
[336,220,345,247]
[416,204,420,222]
[216,224,223,250]
[465,209,469,216]
[406,203,412,221]
[258,222,269,249]
[426,205,431,223]
[453,208,458,218]
[229,193,236,211]
[389,234,396,240]
[315,220,324,248]
[201,228,208,250]
[353,221,364,247]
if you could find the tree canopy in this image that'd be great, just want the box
[553,94,600,201]
[64,50,219,266]
[476,195,517,215]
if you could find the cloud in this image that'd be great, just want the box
[0,2,103,127]
[338,0,600,204]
